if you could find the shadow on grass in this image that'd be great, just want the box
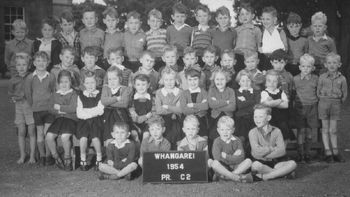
[295,162,329,179]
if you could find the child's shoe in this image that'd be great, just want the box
[64,158,73,171]
[124,173,132,181]
[55,156,65,170]
[80,160,89,171]
[239,173,253,183]
[98,172,110,180]
[284,171,296,179]
[251,171,263,182]
[45,156,55,166]
[324,155,334,163]
[304,154,312,163]
[94,160,102,171]
[333,154,345,163]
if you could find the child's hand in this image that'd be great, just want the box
[233,150,242,156]
[211,97,217,101]
[187,103,194,108]
[266,96,273,101]
[10,97,16,103]
[237,96,246,101]
[221,152,227,159]
[107,160,114,166]
[202,99,207,103]
[116,96,121,101]
[162,105,169,109]
[122,158,127,162]
[54,104,60,111]
[226,100,230,104]
[146,112,152,119]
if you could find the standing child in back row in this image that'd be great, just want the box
[317,53,347,163]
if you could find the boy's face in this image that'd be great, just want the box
[202,52,217,66]
[134,79,149,94]
[324,57,341,73]
[111,126,130,143]
[183,121,199,140]
[221,54,236,69]
[81,53,97,69]
[162,51,177,66]
[244,56,259,70]
[187,76,200,90]
[108,52,124,66]
[216,14,230,28]
[217,123,233,142]
[265,75,278,90]
[149,123,165,140]
[60,18,75,34]
[163,73,176,89]
[183,52,197,67]
[239,75,252,89]
[171,12,186,26]
[196,10,210,25]
[148,15,162,31]
[12,27,26,41]
[239,8,254,24]
[60,51,74,67]
[127,17,141,34]
[261,12,276,29]
[299,63,313,76]
[214,72,227,90]
[287,23,301,37]
[254,109,271,128]
[103,15,118,30]
[140,54,155,71]
[82,11,97,28]
[33,57,48,71]
[107,72,120,89]
[271,59,287,71]
[311,20,327,37]
[42,24,54,39]
[84,77,97,92]
[15,59,28,76]
[59,76,71,91]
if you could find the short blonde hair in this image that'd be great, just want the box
[162,45,178,56]
[311,11,327,25]
[254,104,272,116]
[183,115,199,128]
[14,52,31,66]
[325,52,341,63]
[244,50,258,60]
[159,67,179,85]
[12,19,27,31]
[210,68,231,84]
[148,8,163,20]
[217,116,235,129]
[299,53,315,66]
[235,69,252,83]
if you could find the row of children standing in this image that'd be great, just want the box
[6,1,346,180]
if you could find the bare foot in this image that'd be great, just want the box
[17,157,25,164]
[28,157,36,164]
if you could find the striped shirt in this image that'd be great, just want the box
[191,26,213,56]
[146,28,167,58]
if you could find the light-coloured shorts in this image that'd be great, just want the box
[15,100,34,125]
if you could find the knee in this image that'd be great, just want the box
[329,129,337,135]
[46,133,55,141]
[138,158,143,167]
[61,134,71,143]
[211,160,220,169]
[288,160,297,170]
[244,158,252,166]
[128,162,138,171]
[91,137,100,143]
[322,128,329,134]
[251,161,262,171]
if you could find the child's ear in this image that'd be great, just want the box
[59,54,63,61]
[267,114,272,121]
[171,14,175,21]
[121,56,124,63]
[233,58,237,65]
[215,56,218,61]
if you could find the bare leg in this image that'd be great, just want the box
[61,134,72,158]
[27,124,36,163]
[43,123,51,157]
[92,137,102,162]
[80,137,88,162]
[233,158,252,175]
[329,120,338,155]
[138,157,143,168]
[251,161,274,175]
[17,123,26,164]
[321,120,331,155]
[211,160,240,181]
[46,132,58,157]
[36,125,45,157]
[99,163,120,175]
[260,161,297,180]
[116,162,138,177]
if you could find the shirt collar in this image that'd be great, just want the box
[215,25,230,32]
[138,67,155,74]
[241,23,255,29]
[223,136,237,144]
[198,24,209,31]
[189,87,201,94]
[313,34,328,41]
[238,87,254,93]
[33,70,49,81]
[83,65,103,72]
[110,86,121,95]
[161,87,180,96]
[174,23,189,31]
[105,29,118,34]
[185,64,202,72]
[83,89,100,97]
[56,89,73,95]
[15,38,30,46]
[148,137,164,144]
[300,74,311,80]
[37,37,55,43]
[258,124,273,136]
[326,71,341,79]
[134,92,151,100]
[110,64,125,71]
[110,139,130,149]
[84,26,98,33]
[265,88,280,94]
[63,30,76,37]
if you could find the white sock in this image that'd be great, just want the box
[96,153,102,162]
[80,153,86,162]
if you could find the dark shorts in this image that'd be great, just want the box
[318,99,341,120]
[253,156,289,168]
[295,102,319,128]
[219,161,237,171]
[33,111,54,126]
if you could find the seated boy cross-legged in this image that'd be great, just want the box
[211,116,253,183]
[249,104,297,181]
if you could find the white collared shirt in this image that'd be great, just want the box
[198,24,209,31]
[83,89,100,97]
[56,89,73,95]
[110,139,130,149]
[189,87,201,94]
[110,64,125,71]
[174,23,189,31]
[223,136,237,144]
[312,34,328,42]
[238,87,253,94]
[33,70,49,82]
[134,92,151,100]
[110,86,121,95]
[161,87,180,96]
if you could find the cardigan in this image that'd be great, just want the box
[208,86,236,118]
[180,88,208,117]
[33,39,62,71]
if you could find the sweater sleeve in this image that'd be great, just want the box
[193,90,209,111]
[265,129,286,159]
[106,144,114,162]
[225,139,245,164]
[114,143,136,169]
[155,90,169,115]
[341,77,348,103]
[60,93,78,113]
[249,129,271,159]
[212,139,222,161]
[101,86,118,106]
[180,91,197,115]
[217,89,236,112]
[109,87,131,108]
[208,88,229,109]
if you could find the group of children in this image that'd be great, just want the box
[6,2,347,182]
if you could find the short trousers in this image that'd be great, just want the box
[295,102,319,128]
[14,100,34,125]
[219,161,238,171]
[33,111,55,125]
[318,99,341,120]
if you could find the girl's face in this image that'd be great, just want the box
[265,74,278,90]
[34,57,49,71]
[214,72,227,90]
[261,12,276,29]
[108,53,124,66]
[148,15,162,31]
[183,122,199,140]
[107,72,120,89]
[103,15,118,30]
[140,54,155,71]
[42,23,54,39]
[183,53,197,68]
[162,51,177,67]
[239,75,252,89]
[216,14,230,28]
[111,126,129,143]
[59,76,71,91]
[82,11,97,28]
[254,109,270,128]
[187,76,200,90]
[81,54,97,69]
[60,18,75,34]
[239,8,254,24]
[84,77,97,92]
[195,10,210,26]
[244,56,259,71]
[287,23,301,37]
[134,79,149,94]
[15,59,28,76]
[149,123,164,140]
[163,73,176,89]
[221,54,236,69]
[60,51,74,67]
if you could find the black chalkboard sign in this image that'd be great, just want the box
[142,151,208,184]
